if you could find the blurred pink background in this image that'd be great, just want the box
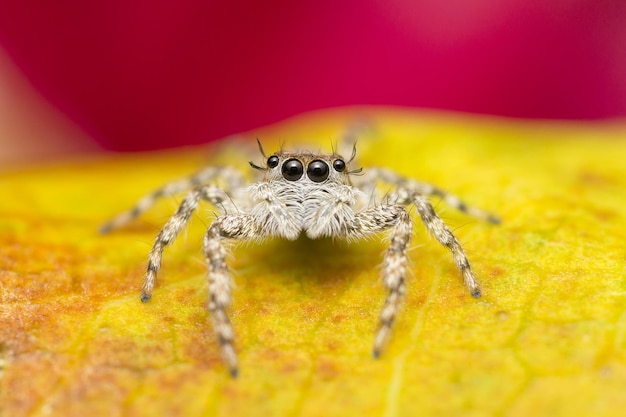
[1,0,625,155]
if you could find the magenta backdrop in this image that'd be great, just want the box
[1,1,625,151]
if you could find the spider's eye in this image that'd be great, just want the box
[307,160,329,183]
[282,159,304,181]
[267,155,280,168]
[332,159,346,172]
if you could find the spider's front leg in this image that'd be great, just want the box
[142,187,253,377]
[203,214,259,378]
[349,205,413,357]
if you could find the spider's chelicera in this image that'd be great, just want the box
[101,141,499,378]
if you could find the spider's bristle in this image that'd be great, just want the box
[348,140,358,163]
[248,161,265,171]
[255,138,267,158]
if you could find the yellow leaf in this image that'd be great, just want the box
[1,107,625,417]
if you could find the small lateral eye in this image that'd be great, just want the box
[267,155,280,168]
[332,159,346,172]
[307,160,329,183]
[282,159,304,181]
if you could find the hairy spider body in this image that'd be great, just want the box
[102,142,498,377]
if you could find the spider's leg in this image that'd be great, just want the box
[412,194,482,298]
[203,214,260,378]
[355,167,500,224]
[100,166,243,233]
[420,184,501,224]
[347,205,413,358]
[141,185,236,301]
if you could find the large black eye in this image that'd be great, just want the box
[307,160,329,182]
[282,159,304,181]
[267,155,279,168]
[332,159,346,172]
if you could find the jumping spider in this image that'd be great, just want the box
[101,141,499,377]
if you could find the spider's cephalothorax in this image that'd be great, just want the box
[247,150,365,241]
[101,141,499,377]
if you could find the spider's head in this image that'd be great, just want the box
[249,141,361,185]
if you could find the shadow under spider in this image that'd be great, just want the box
[234,235,385,287]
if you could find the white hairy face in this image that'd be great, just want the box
[246,150,366,240]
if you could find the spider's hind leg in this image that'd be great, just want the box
[100,166,244,233]
[354,167,500,224]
